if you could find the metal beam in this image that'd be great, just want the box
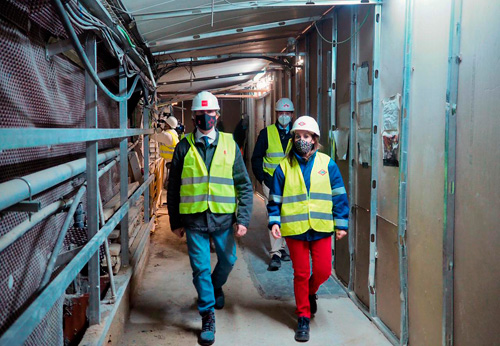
[158,69,268,85]
[305,35,310,115]
[317,22,323,135]
[348,6,358,293]
[443,0,463,345]
[159,89,270,95]
[148,16,322,48]
[158,52,305,65]
[135,0,382,21]
[85,33,100,325]
[152,35,291,56]
[369,4,381,319]
[399,0,414,343]
[0,128,153,150]
[329,10,338,159]
[0,176,154,345]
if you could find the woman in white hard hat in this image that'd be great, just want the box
[267,116,349,342]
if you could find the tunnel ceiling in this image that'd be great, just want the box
[118,0,339,101]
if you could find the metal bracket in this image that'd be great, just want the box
[3,177,38,220]
[46,37,74,60]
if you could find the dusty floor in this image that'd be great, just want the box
[121,196,391,346]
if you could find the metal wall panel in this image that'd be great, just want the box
[407,0,450,344]
[375,217,401,338]
[454,1,500,344]
[309,31,318,120]
[354,207,370,307]
[333,5,353,285]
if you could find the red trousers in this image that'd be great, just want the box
[285,236,332,318]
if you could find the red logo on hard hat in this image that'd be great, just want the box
[283,104,290,108]
[202,100,208,107]
[299,121,306,126]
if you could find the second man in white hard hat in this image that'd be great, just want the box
[167,91,253,346]
[251,97,294,271]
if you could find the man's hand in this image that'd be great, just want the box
[335,230,347,240]
[172,227,185,238]
[234,224,247,238]
[271,224,282,239]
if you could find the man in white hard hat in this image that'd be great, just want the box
[167,91,253,346]
[153,115,179,190]
[251,97,294,271]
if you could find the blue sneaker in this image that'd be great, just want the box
[199,311,216,345]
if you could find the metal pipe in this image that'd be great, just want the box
[98,187,116,301]
[0,199,71,253]
[38,185,87,290]
[0,148,120,212]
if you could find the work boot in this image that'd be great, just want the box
[309,294,318,315]
[295,317,310,342]
[199,311,216,346]
[279,249,291,261]
[214,287,225,310]
[267,254,281,271]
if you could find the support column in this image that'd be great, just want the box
[119,67,129,266]
[85,33,100,325]
[443,0,463,345]
[143,91,150,224]
[369,3,382,319]
[317,22,323,135]
[305,34,311,115]
[348,6,358,293]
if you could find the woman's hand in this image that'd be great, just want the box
[271,224,282,239]
[335,230,347,240]
[234,224,248,237]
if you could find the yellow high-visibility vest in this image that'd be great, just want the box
[263,124,292,176]
[159,129,179,161]
[280,152,334,236]
[179,132,237,214]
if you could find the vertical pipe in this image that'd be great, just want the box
[330,11,338,159]
[85,33,100,325]
[399,0,414,343]
[317,22,323,135]
[181,100,185,125]
[369,4,382,319]
[348,6,358,293]
[119,67,129,267]
[443,0,462,345]
[143,92,150,225]
[98,187,116,300]
[287,70,292,98]
[305,34,311,115]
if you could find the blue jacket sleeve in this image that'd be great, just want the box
[251,128,268,185]
[328,158,349,230]
[267,165,285,229]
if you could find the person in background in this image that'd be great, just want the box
[167,91,253,346]
[251,97,294,271]
[267,116,349,342]
[233,113,249,160]
[153,115,179,191]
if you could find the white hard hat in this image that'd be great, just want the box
[191,91,220,111]
[165,116,178,129]
[291,116,320,137]
[275,98,294,112]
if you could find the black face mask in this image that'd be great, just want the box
[195,113,217,131]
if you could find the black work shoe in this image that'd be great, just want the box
[295,317,310,342]
[267,254,281,271]
[199,311,216,345]
[279,249,291,261]
[214,287,225,310]
[309,294,318,315]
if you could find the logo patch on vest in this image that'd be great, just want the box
[224,150,227,155]
[318,169,327,176]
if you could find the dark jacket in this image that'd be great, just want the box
[251,123,292,188]
[167,129,253,233]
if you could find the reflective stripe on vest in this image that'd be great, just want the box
[280,152,334,236]
[263,124,292,176]
[179,132,237,214]
[160,129,179,160]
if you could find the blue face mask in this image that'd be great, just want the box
[195,113,217,131]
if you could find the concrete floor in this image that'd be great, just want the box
[122,196,391,346]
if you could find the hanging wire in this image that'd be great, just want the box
[315,6,372,46]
